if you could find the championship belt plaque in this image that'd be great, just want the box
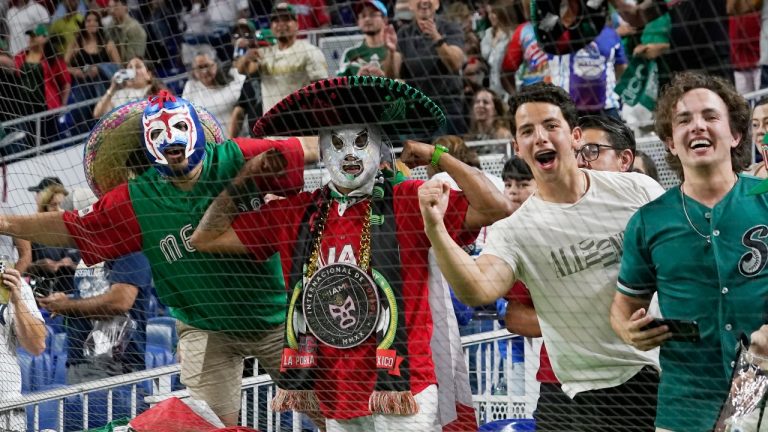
[302,263,379,349]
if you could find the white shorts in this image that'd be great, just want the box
[325,384,440,432]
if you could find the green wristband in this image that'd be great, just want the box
[431,144,449,168]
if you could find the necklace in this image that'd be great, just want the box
[305,195,372,278]
[679,184,711,244]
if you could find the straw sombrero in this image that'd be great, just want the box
[84,99,225,197]
[252,76,446,141]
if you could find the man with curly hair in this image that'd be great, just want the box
[611,72,768,431]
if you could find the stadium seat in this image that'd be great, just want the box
[50,332,68,385]
[63,388,134,432]
[18,350,32,393]
[478,419,535,432]
[26,399,61,431]
[147,316,178,350]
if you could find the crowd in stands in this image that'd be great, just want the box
[3,0,768,430]
[0,0,760,157]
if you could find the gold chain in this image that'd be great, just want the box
[305,198,372,279]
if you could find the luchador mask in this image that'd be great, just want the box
[141,92,206,177]
[320,124,383,191]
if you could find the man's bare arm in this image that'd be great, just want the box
[191,150,285,253]
[13,238,31,274]
[38,283,138,319]
[419,180,515,306]
[400,140,514,229]
[0,212,74,247]
[506,300,542,337]
[610,291,669,351]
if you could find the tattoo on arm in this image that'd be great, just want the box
[199,192,240,234]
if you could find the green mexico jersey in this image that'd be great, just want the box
[618,174,768,431]
[128,140,286,334]
[337,43,389,76]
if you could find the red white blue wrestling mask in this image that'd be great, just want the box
[320,124,384,191]
[142,91,206,177]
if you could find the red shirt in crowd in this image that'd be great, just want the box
[233,181,477,419]
[14,50,71,110]
[505,280,559,384]
[729,11,760,70]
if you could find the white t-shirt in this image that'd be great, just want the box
[111,86,150,109]
[182,68,245,132]
[482,169,664,397]
[0,279,44,400]
[7,1,50,55]
[259,40,329,113]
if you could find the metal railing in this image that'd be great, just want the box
[0,329,536,432]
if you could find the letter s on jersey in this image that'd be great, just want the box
[739,225,768,277]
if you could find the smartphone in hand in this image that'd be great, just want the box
[641,318,701,343]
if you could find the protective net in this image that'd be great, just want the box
[0,0,766,431]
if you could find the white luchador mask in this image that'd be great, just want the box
[320,124,384,191]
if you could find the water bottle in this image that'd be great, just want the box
[368,54,381,69]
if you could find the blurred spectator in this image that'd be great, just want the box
[392,0,413,28]
[462,55,489,112]
[337,0,400,78]
[633,150,659,181]
[252,2,328,112]
[93,56,165,118]
[761,0,768,87]
[207,0,248,28]
[0,202,31,274]
[13,24,71,146]
[0,266,46,430]
[480,0,518,98]
[143,0,181,70]
[66,10,121,134]
[281,0,330,30]
[180,0,237,66]
[391,0,467,135]
[445,1,479,56]
[182,50,245,132]
[730,11,761,94]
[501,155,535,212]
[37,187,154,381]
[747,96,768,178]
[615,0,734,87]
[180,0,209,65]
[228,18,272,137]
[465,87,511,141]
[27,184,80,294]
[574,114,636,172]
[51,0,86,19]
[49,0,84,56]
[615,12,670,136]
[549,26,627,119]
[107,0,147,62]
[6,0,50,55]
[499,0,549,94]
[27,176,63,206]
[39,250,154,381]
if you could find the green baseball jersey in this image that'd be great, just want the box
[337,43,389,76]
[128,140,286,334]
[618,174,768,431]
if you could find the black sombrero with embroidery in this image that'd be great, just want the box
[252,76,446,140]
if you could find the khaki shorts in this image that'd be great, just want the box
[176,321,285,418]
